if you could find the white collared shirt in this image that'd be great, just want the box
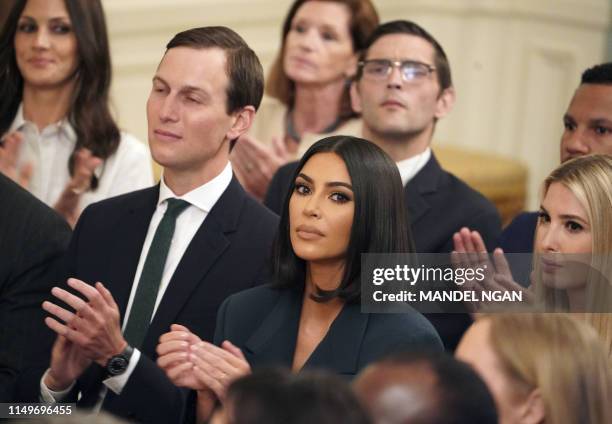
[396,148,431,186]
[41,163,233,403]
[10,104,154,210]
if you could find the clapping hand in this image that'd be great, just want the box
[0,131,33,188]
[231,134,289,200]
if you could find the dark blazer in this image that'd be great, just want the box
[60,177,278,423]
[265,154,501,253]
[499,211,538,253]
[0,174,71,402]
[265,154,502,351]
[214,285,443,377]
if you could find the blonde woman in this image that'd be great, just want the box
[456,314,611,424]
[453,154,612,356]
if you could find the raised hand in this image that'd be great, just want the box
[54,148,102,226]
[231,134,289,200]
[157,324,204,389]
[43,278,127,366]
[0,131,33,188]
[44,335,91,392]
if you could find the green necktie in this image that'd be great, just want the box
[123,198,190,348]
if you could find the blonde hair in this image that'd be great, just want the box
[487,314,611,424]
[532,154,612,356]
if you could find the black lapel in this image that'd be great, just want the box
[305,302,369,374]
[107,187,159,321]
[141,177,245,354]
[404,154,442,226]
[244,288,302,367]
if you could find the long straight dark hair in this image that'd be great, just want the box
[0,0,120,190]
[272,135,414,303]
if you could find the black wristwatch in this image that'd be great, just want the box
[105,344,134,377]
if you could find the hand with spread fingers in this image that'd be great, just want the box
[0,131,33,188]
[43,278,127,368]
[451,227,533,311]
[231,134,290,200]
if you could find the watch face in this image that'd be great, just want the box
[108,356,129,376]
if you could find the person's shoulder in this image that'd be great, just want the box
[222,285,283,315]
[363,310,444,355]
[81,185,157,217]
[439,168,498,214]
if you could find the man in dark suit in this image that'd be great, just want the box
[38,27,278,423]
[265,21,501,351]
[0,174,71,401]
[499,62,612,253]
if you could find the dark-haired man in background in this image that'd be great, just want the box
[38,26,278,423]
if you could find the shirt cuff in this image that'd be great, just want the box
[103,348,141,395]
[40,369,75,403]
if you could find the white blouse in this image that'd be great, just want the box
[9,104,154,211]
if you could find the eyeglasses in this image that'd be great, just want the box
[358,59,436,82]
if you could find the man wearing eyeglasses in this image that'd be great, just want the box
[265,20,501,351]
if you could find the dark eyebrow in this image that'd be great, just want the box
[540,206,588,225]
[589,118,612,127]
[19,15,70,21]
[152,77,208,96]
[296,173,353,191]
[562,113,575,123]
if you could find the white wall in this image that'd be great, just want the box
[103,0,610,209]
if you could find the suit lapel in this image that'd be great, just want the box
[141,177,245,354]
[305,303,369,375]
[244,288,302,367]
[404,154,443,226]
[107,187,158,321]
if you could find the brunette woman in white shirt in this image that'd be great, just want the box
[0,0,153,227]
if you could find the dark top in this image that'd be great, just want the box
[214,285,443,378]
[58,178,278,423]
[499,211,538,253]
[0,174,71,402]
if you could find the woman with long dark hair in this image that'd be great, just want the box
[0,0,153,226]
[157,136,442,421]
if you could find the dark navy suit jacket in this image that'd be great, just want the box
[499,211,538,253]
[59,177,278,423]
[214,285,443,377]
[0,175,71,402]
[264,154,502,351]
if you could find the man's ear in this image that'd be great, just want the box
[518,388,546,424]
[350,81,363,114]
[226,105,256,141]
[434,86,455,120]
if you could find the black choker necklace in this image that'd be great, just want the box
[285,111,343,143]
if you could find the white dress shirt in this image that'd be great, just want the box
[396,148,431,187]
[9,104,154,210]
[40,163,233,404]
